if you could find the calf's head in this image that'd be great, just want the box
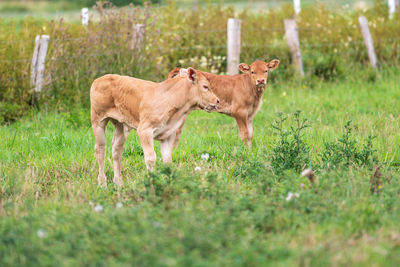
[186,67,219,111]
[238,59,280,90]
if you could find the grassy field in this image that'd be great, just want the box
[1,67,399,266]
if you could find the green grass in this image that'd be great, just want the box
[0,69,400,266]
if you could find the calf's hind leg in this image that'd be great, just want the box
[92,120,108,187]
[247,117,254,144]
[160,133,176,164]
[137,127,156,171]
[111,121,129,186]
[172,114,188,148]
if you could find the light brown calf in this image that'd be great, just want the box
[90,68,219,186]
[169,59,280,147]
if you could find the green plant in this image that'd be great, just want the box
[304,51,343,80]
[270,110,310,174]
[321,121,377,168]
[0,102,26,124]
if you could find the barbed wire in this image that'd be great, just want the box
[163,28,227,35]
[0,38,36,45]
[300,40,365,47]
[2,39,400,64]
[158,44,228,52]
[0,58,31,63]
[2,20,399,45]
[0,33,399,87]
[298,25,358,31]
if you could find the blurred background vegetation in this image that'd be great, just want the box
[0,0,399,123]
[0,0,378,19]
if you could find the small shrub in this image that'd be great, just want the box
[270,110,310,174]
[232,155,270,182]
[304,51,343,80]
[0,102,26,124]
[321,121,377,168]
[61,108,91,128]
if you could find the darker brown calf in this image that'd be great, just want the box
[169,59,279,147]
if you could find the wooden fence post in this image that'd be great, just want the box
[358,16,378,68]
[389,0,396,19]
[294,0,301,14]
[227,18,241,75]
[82,8,89,25]
[192,0,198,12]
[131,24,145,50]
[389,0,399,19]
[30,35,50,94]
[284,19,304,77]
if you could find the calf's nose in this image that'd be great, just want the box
[257,79,265,84]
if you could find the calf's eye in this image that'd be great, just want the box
[251,71,254,74]
[203,85,209,90]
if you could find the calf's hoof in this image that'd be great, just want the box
[113,177,124,186]
[244,140,252,147]
[98,176,107,187]
[145,161,155,171]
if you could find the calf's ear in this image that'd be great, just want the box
[238,63,251,73]
[168,67,181,79]
[187,67,197,83]
[267,59,280,71]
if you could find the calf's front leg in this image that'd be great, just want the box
[137,127,156,171]
[233,114,252,147]
[247,117,254,144]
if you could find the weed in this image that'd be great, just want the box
[270,110,310,174]
[321,121,377,168]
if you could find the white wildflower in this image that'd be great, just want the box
[286,192,300,201]
[94,204,103,212]
[116,202,123,208]
[194,166,201,171]
[200,56,208,68]
[286,192,294,201]
[201,153,209,161]
[37,229,47,238]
